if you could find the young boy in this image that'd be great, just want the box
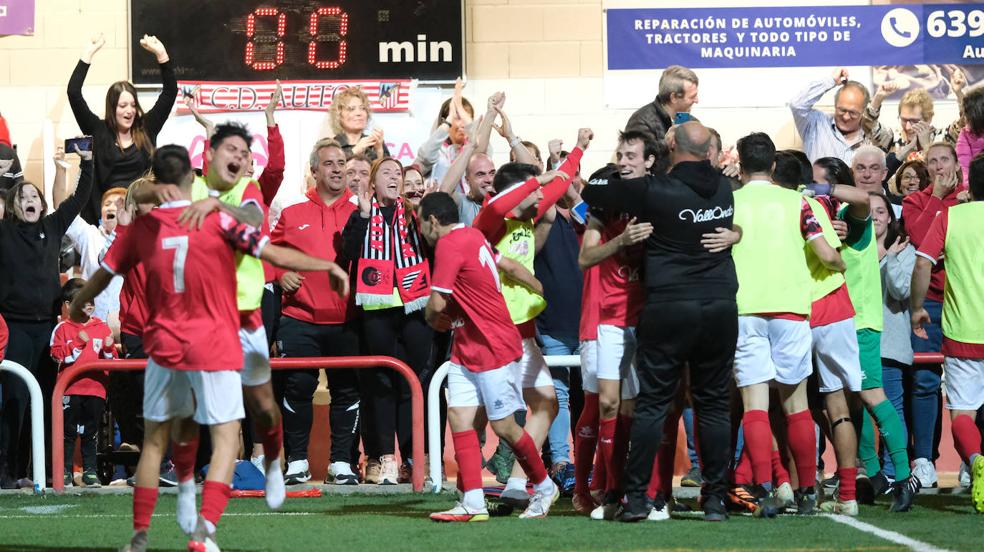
[418,192,559,521]
[50,278,117,487]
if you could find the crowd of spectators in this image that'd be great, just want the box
[0,37,982,516]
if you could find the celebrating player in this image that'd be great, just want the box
[141,122,289,509]
[470,128,590,507]
[71,145,348,552]
[418,192,559,521]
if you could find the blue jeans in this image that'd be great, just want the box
[880,361,910,479]
[682,407,700,467]
[910,298,943,461]
[540,334,579,465]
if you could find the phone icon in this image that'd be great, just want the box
[881,9,919,48]
[890,17,913,40]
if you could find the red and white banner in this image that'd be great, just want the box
[177,79,414,114]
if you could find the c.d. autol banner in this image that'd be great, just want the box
[604,2,983,108]
[177,80,413,114]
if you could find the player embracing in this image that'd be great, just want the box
[72,146,348,552]
[470,128,590,507]
[577,130,656,520]
[418,192,559,521]
[142,122,289,509]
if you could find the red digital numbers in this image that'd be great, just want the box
[243,5,349,71]
[245,8,286,70]
[308,6,348,69]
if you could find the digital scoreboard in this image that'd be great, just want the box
[129,0,464,84]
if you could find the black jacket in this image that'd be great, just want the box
[67,59,177,224]
[0,167,92,322]
[624,101,673,141]
[581,160,738,302]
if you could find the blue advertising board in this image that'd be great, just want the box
[607,4,984,70]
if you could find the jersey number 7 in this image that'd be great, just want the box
[162,236,189,293]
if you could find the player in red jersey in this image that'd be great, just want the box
[140,123,288,509]
[470,128,590,506]
[577,133,655,519]
[70,146,348,552]
[418,192,560,521]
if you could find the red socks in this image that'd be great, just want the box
[771,447,791,487]
[258,420,284,462]
[647,414,678,499]
[201,481,232,528]
[574,393,599,496]
[733,448,753,486]
[606,414,633,492]
[132,486,159,532]
[838,467,857,501]
[596,418,617,492]
[951,415,983,464]
[513,431,548,485]
[172,438,199,484]
[742,410,774,485]
[451,430,483,493]
[785,410,817,488]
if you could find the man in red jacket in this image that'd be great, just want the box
[901,141,968,487]
[270,138,361,485]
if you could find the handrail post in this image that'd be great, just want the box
[0,360,46,494]
[428,362,451,493]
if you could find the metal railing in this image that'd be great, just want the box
[426,353,947,493]
[426,355,580,493]
[0,360,46,494]
[51,356,425,493]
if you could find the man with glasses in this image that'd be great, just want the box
[790,68,874,164]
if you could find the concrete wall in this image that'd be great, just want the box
[1,0,961,189]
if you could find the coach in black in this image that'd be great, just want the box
[581,121,739,521]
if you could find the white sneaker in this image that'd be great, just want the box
[912,458,938,488]
[265,456,285,510]
[250,455,265,473]
[429,501,490,522]
[378,454,399,485]
[819,499,859,516]
[590,502,620,521]
[283,459,311,485]
[647,502,670,521]
[776,482,795,507]
[326,461,359,485]
[519,479,559,519]
[176,480,198,534]
[959,462,971,488]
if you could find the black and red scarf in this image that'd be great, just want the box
[355,197,431,313]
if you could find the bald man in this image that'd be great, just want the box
[581,121,740,522]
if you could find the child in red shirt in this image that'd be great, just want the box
[50,278,116,487]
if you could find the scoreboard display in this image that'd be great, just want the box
[129,0,464,84]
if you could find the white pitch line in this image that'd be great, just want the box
[0,512,318,520]
[826,514,954,552]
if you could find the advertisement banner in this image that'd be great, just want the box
[604,2,984,108]
[177,79,414,114]
[607,4,984,70]
[0,0,34,35]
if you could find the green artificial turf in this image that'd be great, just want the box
[0,491,976,551]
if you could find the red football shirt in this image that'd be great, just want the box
[431,226,523,372]
[101,202,268,371]
[579,265,600,341]
[116,224,149,337]
[596,214,644,327]
[50,317,116,398]
[0,314,8,362]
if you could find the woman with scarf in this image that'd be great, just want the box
[343,158,434,484]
